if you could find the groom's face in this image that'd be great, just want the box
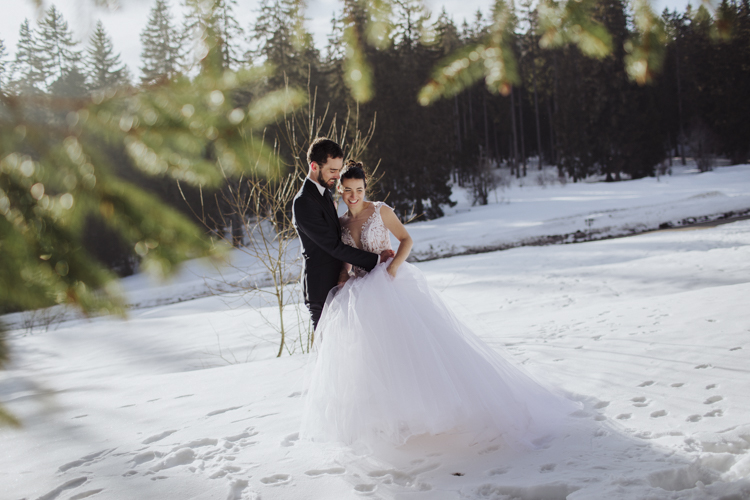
[314,156,343,189]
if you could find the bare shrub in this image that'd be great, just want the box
[471,155,497,206]
[181,80,378,356]
[688,120,718,172]
[21,305,68,334]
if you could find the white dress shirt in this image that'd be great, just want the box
[307,176,381,264]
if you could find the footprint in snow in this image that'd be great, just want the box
[36,477,88,500]
[131,451,163,466]
[616,413,632,420]
[593,401,610,409]
[631,397,649,407]
[729,346,742,351]
[59,449,116,472]
[540,463,556,473]
[650,410,668,418]
[280,432,299,447]
[487,467,509,476]
[226,479,248,500]
[142,430,177,444]
[305,467,346,476]
[208,464,242,479]
[354,483,377,495]
[368,463,438,488]
[704,395,723,405]
[69,489,104,499]
[686,415,702,422]
[694,364,712,369]
[224,429,258,442]
[182,438,218,449]
[704,409,723,417]
[705,384,717,390]
[478,444,500,455]
[206,406,242,417]
[671,383,684,388]
[638,381,655,387]
[174,394,194,399]
[149,448,196,472]
[260,474,291,485]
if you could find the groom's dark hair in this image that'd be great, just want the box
[307,137,344,166]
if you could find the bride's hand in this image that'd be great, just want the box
[387,262,399,278]
[380,249,395,262]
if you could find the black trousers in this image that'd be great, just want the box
[307,300,324,331]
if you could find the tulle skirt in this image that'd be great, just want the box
[299,261,578,449]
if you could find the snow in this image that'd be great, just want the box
[2,165,750,500]
[407,164,750,260]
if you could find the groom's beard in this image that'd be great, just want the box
[317,171,334,188]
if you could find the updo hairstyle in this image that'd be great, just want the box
[339,160,368,189]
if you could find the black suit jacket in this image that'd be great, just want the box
[292,178,378,304]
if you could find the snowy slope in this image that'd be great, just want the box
[2,166,750,500]
[408,164,750,260]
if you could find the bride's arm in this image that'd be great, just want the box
[338,262,352,286]
[380,206,413,278]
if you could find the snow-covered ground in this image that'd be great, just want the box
[2,165,750,500]
[409,164,750,260]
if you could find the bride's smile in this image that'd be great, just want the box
[339,178,367,215]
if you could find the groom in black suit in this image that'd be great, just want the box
[292,138,394,330]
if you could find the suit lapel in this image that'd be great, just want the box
[305,179,339,227]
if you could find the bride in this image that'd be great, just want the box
[300,161,578,449]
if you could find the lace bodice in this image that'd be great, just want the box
[341,201,392,277]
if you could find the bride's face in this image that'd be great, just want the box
[339,178,365,211]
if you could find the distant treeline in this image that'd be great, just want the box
[1,0,748,271]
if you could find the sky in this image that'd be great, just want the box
[1,0,693,80]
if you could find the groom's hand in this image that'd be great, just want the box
[380,249,395,262]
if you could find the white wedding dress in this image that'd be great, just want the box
[300,202,578,449]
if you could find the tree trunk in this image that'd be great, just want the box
[518,85,527,177]
[454,95,461,153]
[532,57,543,170]
[676,39,687,166]
[483,91,490,157]
[510,87,519,177]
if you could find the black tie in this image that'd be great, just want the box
[323,188,336,214]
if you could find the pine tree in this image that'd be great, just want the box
[432,8,460,56]
[391,0,431,48]
[248,0,317,90]
[10,19,46,93]
[182,0,244,71]
[35,6,82,88]
[0,38,8,90]
[85,20,130,92]
[140,0,181,85]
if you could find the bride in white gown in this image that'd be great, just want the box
[300,162,578,449]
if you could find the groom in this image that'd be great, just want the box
[292,138,394,330]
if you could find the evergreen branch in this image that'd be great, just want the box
[418,0,518,105]
[538,0,612,58]
[625,0,667,84]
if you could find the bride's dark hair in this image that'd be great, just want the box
[339,160,367,188]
